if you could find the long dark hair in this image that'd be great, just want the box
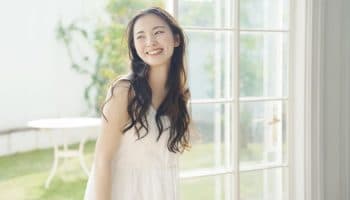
[101,7,192,153]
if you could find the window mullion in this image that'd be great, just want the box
[232,0,241,199]
[166,0,178,19]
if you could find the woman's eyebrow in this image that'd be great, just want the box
[135,26,166,35]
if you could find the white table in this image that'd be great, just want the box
[27,117,101,188]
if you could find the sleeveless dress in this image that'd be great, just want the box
[83,105,180,200]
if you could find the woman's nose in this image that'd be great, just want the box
[145,35,157,46]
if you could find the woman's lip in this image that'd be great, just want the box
[146,48,163,53]
[146,48,163,55]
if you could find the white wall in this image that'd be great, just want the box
[0,1,107,130]
[322,0,350,199]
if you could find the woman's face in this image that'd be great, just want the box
[133,14,180,69]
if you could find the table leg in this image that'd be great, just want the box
[44,131,91,189]
[45,145,59,188]
[79,136,90,176]
[62,131,68,170]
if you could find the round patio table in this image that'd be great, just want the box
[27,117,100,188]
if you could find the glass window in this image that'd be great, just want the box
[172,0,290,199]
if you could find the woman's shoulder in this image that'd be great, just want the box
[108,73,135,98]
[111,73,133,87]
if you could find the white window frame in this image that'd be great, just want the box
[290,0,324,199]
[166,0,326,199]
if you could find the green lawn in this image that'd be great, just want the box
[0,141,274,200]
[0,141,95,200]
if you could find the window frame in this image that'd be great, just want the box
[166,0,325,199]
[289,0,324,200]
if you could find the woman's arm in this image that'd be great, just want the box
[93,80,131,200]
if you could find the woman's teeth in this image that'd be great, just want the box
[147,49,163,55]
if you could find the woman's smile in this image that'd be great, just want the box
[146,48,164,55]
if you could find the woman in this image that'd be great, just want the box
[84,7,199,200]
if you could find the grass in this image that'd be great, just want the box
[0,140,280,200]
[0,141,96,200]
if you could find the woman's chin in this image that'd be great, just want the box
[146,60,170,69]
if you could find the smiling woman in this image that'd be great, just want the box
[83,7,197,200]
[133,15,180,69]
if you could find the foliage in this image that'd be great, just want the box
[56,0,163,114]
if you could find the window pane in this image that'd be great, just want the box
[240,32,288,97]
[187,31,233,99]
[178,0,233,28]
[181,174,232,200]
[240,0,289,29]
[239,101,287,166]
[180,103,232,170]
[240,168,289,200]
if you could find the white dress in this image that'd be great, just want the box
[83,105,180,200]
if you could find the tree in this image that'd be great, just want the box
[56,0,163,114]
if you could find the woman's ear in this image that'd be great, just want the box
[174,34,180,47]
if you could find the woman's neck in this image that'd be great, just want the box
[148,65,169,92]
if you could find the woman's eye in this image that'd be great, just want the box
[136,35,145,40]
[136,31,163,40]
